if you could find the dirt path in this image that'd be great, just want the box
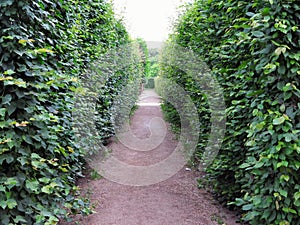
[61,89,239,225]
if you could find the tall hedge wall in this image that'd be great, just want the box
[0,0,142,224]
[159,0,300,224]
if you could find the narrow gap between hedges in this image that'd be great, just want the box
[59,89,240,225]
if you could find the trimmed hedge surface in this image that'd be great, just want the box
[0,0,142,224]
[158,0,300,224]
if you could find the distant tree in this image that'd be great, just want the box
[135,38,150,78]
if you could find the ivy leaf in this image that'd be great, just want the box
[6,199,17,209]
[246,12,255,17]
[17,157,28,166]
[7,103,17,116]
[4,178,19,191]
[26,180,40,192]
[13,216,27,224]
[0,0,14,7]
[0,154,14,165]
[280,175,290,182]
[1,94,12,105]
[0,185,5,192]
[0,108,6,117]
[34,48,54,54]
[3,69,15,75]
[41,185,52,194]
[18,39,28,44]
[0,200,7,209]
[277,161,289,168]
[273,116,285,125]
[294,192,300,201]
[279,104,286,112]
[279,189,288,198]
[242,204,253,211]
[275,47,287,56]
[252,31,264,38]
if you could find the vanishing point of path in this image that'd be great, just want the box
[61,89,239,225]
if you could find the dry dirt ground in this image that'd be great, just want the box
[60,89,240,225]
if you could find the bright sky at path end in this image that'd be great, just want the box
[113,0,193,42]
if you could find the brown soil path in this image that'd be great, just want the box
[61,89,240,225]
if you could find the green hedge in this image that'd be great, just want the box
[135,38,150,78]
[0,0,141,224]
[80,41,144,150]
[159,0,300,224]
[148,48,160,78]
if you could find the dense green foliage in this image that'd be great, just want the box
[148,48,160,78]
[135,38,150,78]
[0,0,140,224]
[77,41,144,152]
[145,48,160,88]
[159,0,300,224]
